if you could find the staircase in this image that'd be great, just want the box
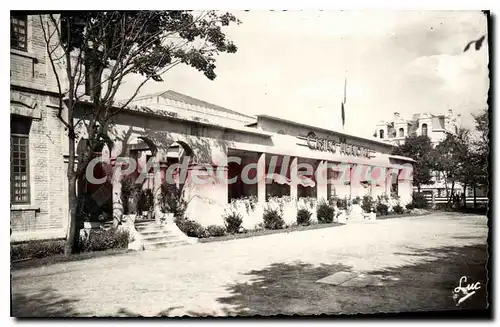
[134,220,193,250]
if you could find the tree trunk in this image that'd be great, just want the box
[65,174,79,256]
[463,183,467,209]
[112,162,124,227]
[448,180,455,208]
[473,183,477,209]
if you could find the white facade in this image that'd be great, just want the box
[374,110,461,147]
[373,110,464,197]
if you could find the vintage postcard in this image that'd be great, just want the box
[10,10,490,318]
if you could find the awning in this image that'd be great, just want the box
[297,175,316,187]
[266,173,291,185]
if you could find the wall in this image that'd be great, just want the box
[10,15,69,242]
[10,15,63,94]
[10,91,69,242]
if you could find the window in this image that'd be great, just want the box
[399,128,404,137]
[379,130,384,139]
[11,117,31,204]
[11,15,27,51]
[422,123,428,137]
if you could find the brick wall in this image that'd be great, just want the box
[10,14,68,242]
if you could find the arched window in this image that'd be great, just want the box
[399,128,404,137]
[422,123,428,137]
[379,130,384,139]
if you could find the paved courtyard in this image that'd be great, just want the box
[11,212,488,317]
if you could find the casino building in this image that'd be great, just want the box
[10,15,414,242]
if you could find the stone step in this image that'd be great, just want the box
[139,229,174,236]
[143,239,191,250]
[134,222,157,228]
[135,224,166,232]
[141,234,182,243]
[134,219,156,224]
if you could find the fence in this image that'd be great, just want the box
[420,193,488,207]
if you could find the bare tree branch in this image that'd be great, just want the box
[40,15,71,131]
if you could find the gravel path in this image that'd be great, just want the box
[11,212,488,317]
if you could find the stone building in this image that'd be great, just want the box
[374,110,461,147]
[10,14,415,243]
[373,110,464,198]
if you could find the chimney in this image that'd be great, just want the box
[393,112,400,121]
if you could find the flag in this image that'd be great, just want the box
[341,102,345,128]
[341,76,347,128]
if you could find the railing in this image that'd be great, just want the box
[420,194,488,205]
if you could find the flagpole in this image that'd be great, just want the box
[342,73,347,132]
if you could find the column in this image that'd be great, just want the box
[290,157,298,199]
[316,160,328,201]
[385,167,392,196]
[257,152,266,204]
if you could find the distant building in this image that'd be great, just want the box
[374,110,463,199]
[374,110,461,147]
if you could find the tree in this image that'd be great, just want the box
[392,135,435,192]
[39,11,241,255]
[433,129,472,207]
[469,109,489,207]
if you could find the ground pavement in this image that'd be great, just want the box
[11,212,488,317]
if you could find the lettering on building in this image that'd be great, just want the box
[305,134,372,158]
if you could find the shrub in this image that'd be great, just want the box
[263,207,285,230]
[317,200,334,224]
[406,202,415,210]
[435,202,452,211]
[11,239,65,261]
[328,196,338,207]
[79,228,129,252]
[352,196,361,205]
[337,198,348,210]
[393,203,405,214]
[137,188,154,213]
[224,211,243,234]
[121,177,142,214]
[376,203,389,216]
[296,208,312,226]
[361,195,374,213]
[205,225,227,237]
[412,193,429,209]
[161,183,187,219]
[175,218,207,238]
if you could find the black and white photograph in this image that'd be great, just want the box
[9,8,491,318]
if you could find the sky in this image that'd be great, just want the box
[118,10,489,138]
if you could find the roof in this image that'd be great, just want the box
[257,114,395,148]
[132,90,256,120]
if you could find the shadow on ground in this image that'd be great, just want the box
[12,244,489,318]
[11,287,85,317]
[163,244,489,317]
